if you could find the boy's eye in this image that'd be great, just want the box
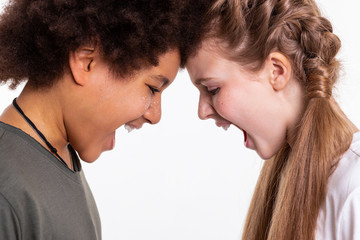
[147,85,160,95]
[208,87,220,95]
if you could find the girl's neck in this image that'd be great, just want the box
[286,97,359,149]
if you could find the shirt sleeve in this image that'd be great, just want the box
[338,188,360,240]
[0,192,21,240]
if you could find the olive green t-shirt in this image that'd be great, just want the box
[0,122,101,240]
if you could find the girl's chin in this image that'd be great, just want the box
[245,137,274,160]
[256,147,277,160]
[258,152,273,160]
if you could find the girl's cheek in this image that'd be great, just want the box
[214,94,232,117]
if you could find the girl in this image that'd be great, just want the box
[0,0,209,239]
[185,0,359,239]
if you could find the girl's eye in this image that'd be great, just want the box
[208,87,220,95]
[147,85,160,95]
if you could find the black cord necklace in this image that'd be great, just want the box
[12,98,69,168]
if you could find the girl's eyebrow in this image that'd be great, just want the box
[194,77,213,85]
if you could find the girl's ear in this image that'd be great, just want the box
[267,52,292,91]
[68,47,96,86]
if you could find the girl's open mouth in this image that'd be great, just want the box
[243,130,249,148]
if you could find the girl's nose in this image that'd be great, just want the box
[198,94,215,120]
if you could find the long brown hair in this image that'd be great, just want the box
[194,0,356,239]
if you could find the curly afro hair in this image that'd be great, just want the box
[0,0,215,88]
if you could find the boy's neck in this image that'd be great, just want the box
[0,83,72,169]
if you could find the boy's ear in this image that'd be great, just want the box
[267,52,292,91]
[68,47,96,86]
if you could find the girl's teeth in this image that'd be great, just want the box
[124,124,135,133]
[222,125,230,131]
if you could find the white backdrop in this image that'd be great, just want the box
[0,1,359,239]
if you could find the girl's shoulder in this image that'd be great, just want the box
[316,132,360,239]
[349,131,360,157]
[328,131,360,197]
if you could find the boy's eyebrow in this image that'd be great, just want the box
[194,77,213,85]
[151,74,170,87]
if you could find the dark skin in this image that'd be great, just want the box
[0,47,180,169]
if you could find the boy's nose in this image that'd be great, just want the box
[143,95,162,125]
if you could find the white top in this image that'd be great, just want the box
[316,131,360,240]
